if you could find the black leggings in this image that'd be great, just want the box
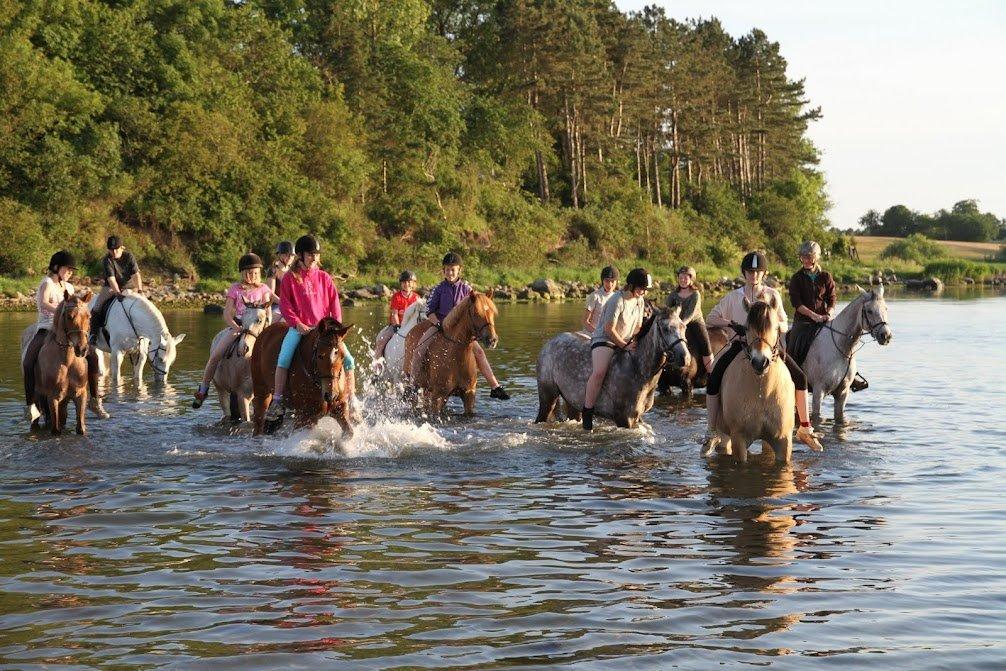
[706,340,807,395]
[686,321,712,358]
[23,328,101,405]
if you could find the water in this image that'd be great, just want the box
[1,291,1004,669]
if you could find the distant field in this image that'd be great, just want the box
[853,236,1003,263]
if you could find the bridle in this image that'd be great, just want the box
[118,297,171,376]
[731,320,782,363]
[819,296,889,381]
[440,301,493,346]
[301,332,344,397]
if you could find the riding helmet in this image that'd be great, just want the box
[677,265,696,278]
[442,252,462,267]
[294,235,321,255]
[600,266,619,281]
[798,240,822,258]
[740,251,769,273]
[106,235,122,250]
[275,240,294,255]
[239,253,264,271]
[626,268,652,290]
[399,270,418,283]
[48,250,77,273]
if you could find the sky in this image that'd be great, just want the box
[615,0,1006,229]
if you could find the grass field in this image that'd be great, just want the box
[853,236,1004,263]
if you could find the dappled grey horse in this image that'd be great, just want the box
[802,284,893,423]
[535,307,689,429]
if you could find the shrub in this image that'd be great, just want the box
[880,233,946,264]
[923,259,1000,282]
[0,200,49,276]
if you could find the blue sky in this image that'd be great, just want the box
[615,0,1006,229]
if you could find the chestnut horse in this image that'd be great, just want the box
[32,290,93,435]
[250,318,354,437]
[404,291,499,415]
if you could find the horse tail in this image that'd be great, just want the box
[229,392,240,422]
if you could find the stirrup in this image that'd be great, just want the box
[850,373,869,393]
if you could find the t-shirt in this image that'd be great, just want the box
[225,282,274,320]
[707,285,788,333]
[36,276,75,329]
[427,280,472,321]
[591,292,646,345]
[389,290,420,323]
[585,287,615,314]
[103,251,140,288]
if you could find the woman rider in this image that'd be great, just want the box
[666,266,714,375]
[703,251,822,451]
[583,266,619,332]
[23,251,109,422]
[582,267,651,431]
[263,235,357,424]
[267,240,294,323]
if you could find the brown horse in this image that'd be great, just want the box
[250,318,354,437]
[712,299,796,464]
[33,290,93,435]
[404,291,499,415]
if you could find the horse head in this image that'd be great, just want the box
[654,305,690,369]
[470,291,499,349]
[745,296,782,376]
[237,302,271,358]
[315,318,353,403]
[60,289,93,357]
[858,283,893,345]
[149,332,185,381]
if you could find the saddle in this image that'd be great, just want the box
[90,295,125,345]
[786,321,823,368]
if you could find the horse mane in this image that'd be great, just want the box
[635,311,657,341]
[747,300,777,334]
[124,292,171,337]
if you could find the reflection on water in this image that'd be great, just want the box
[1,292,1005,668]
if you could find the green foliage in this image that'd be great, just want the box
[923,259,1005,283]
[860,200,1003,242]
[880,233,946,264]
[0,199,48,276]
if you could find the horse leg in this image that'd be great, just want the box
[59,398,70,433]
[133,350,146,382]
[334,403,354,439]
[240,394,253,423]
[812,388,824,422]
[462,389,476,415]
[49,397,61,435]
[833,385,850,424]
[731,434,749,464]
[109,349,124,385]
[75,393,86,435]
[767,436,791,464]
[214,382,229,420]
[535,383,560,423]
[563,400,581,422]
[252,391,270,436]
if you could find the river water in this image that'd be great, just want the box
[0,290,1004,669]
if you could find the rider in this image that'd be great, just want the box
[267,240,294,323]
[666,266,714,375]
[583,266,619,332]
[413,252,510,400]
[91,235,143,342]
[263,235,357,424]
[582,268,651,431]
[23,251,109,422]
[703,251,821,451]
[373,270,419,360]
[191,253,277,409]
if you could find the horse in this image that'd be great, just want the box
[250,317,354,437]
[378,299,427,381]
[706,298,801,464]
[657,327,710,400]
[90,292,185,383]
[209,301,272,422]
[535,306,690,428]
[30,291,93,435]
[800,284,893,423]
[403,291,499,415]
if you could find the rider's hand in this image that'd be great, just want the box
[817,313,829,323]
[295,322,312,335]
[625,341,637,352]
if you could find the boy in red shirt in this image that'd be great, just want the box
[374,270,419,360]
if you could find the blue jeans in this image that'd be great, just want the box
[278,329,355,371]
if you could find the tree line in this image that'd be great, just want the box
[858,200,1005,242]
[1,0,833,279]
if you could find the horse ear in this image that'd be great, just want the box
[875,282,885,298]
[668,305,681,319]
[768,293,779,311]
[855,284,866,294]
[64,289,71,301]
[336,323,353,339]
[78,289,93,303]
[486,288,494,300]
[173,333,186,345]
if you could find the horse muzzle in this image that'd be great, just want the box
[74,343,89,358]
[483,334,499,349]
[750,354,771,375]
[876,328,893,345]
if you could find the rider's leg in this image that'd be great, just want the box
[90,287,114,340]
[784,353,822,450]
[473,342,510,399]
[702,341,743,451]
[374,326,394,359]
[193,332,239,408]
[23,328,47,420]
[408,326,438,380]
[583,345,615,430]
[689,321,715,374]
[341,343,357,400]
[265,329,302,420]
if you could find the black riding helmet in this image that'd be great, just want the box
[48,250,77,273]
[239,253,263,272]
[294,235,321,255]
[106,235,122,250]
[626,268,652,290]
[600,266,618,281]
[740,251,769,274]
[442,252,462,266]
[275,240,294,255]
[399,270,417,283]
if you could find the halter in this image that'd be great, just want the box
[301,333,344,396]
[53,303,88,353]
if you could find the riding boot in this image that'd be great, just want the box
[582,407,594,432]
[701,394,722,457]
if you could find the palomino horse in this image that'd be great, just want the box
[250,317,354,436]
[404,292,499,415]
[378,299,427,381]
[210,301,272,422]
[536,307,690,428]
[31,291,93,435]
[90,292,185,383]
[709,298,808,464]
[801,284,893,422]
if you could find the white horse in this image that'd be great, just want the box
[801,284,893,423]
[378,299,427,381]
[91,292,186,383]
[210,302,271,422]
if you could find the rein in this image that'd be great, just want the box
[819,299,887,383]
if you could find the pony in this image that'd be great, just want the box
[250,317,354,437]
[535,306,690,428]
[90,292,185,383]
[210,301,272,422]
[801,284,893,423]
[30,290,93,435]
[378,299,427,381]
[657,328,709,400]
[403,291,499,415]
[705,298,805,464]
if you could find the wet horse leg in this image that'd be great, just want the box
[333,402,354,439]
[535,383,560,423]
[833,384,850,424]
[731,434,749,464]
[49,396,62,435]
[75,392,87,435]
[252,391,270,435]
[812,388,824,422]
[462,389,476,415]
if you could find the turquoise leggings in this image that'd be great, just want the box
[278,328,355,371]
